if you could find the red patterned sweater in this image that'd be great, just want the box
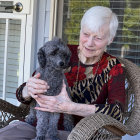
[64,45,126,124]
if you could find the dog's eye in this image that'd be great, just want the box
[50,48,59,56]
[50,50,57,55]
[63,54,66,57]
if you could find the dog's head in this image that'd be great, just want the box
[38,37,71,70]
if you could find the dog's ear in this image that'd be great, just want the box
[38,48,46,68]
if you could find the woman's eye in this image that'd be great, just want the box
[95,37,102,41]
[84,33,89,36]
[97,38,102,40]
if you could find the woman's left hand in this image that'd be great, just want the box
[35,81,73,113]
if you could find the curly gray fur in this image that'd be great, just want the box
[25,37,74,140]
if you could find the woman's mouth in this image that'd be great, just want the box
[85,47,95,51]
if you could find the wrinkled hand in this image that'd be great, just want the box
[35,81,73,113]
[24,73,49,99]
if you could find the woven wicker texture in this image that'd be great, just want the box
[0,99,29,128]
[0,58,140,140]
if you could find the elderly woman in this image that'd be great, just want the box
[0,6,125,140]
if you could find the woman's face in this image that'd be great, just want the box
[79,25,111,62]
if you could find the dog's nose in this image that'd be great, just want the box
[59,61,64,67]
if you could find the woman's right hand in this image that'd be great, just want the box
[22,73,49,99]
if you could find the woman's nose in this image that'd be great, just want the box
[87,37,94,47]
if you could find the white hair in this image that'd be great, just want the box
[81,6,118,42]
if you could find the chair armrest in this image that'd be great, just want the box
[68,113,133,140]
[0,98,29,127]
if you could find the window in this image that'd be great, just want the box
[0,19,22,101]
[59,0,140,66]
[0,1,28,103]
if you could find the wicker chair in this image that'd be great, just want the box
[0,100,29,128]
[0,57,140,140]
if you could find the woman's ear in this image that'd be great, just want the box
[38,48,46,68]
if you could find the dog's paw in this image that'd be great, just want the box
[34,136,45,140]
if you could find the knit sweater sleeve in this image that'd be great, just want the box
[16,82,32,104]
[16,71,36,104]
[95,62,126,121]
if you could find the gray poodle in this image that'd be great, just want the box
[25,37,74,140]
